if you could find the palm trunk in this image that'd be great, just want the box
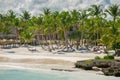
[64,30,68,50]
[81,21,84,46]
[76,40,80,50]
[96,27,99,46]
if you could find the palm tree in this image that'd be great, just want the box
[42,8,55,51]
[7,10,18,35]
[59,11,72,50]
[0,13,4,33]
[19,11,31,46]
[79,10,88,46]
[20,28,34,46]
[1,5,120,51]
[105,4,120,49]
[21,10,31,22]
[89,5,103,17]
[7,10,16,21]
[105,4,120,22]
[19,10,31,33]
[70,10,80,49]
[43,8,51,16]
[71,10,80,26]
[0,10,16,37]
[88,5,103,46]
[69,30,81,49]
[51,11,61,48]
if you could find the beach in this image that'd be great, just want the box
[0,46,106,70]
[0,1,120,79]
[0,47,120,80]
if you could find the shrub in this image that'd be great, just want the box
[103,55,114,60]
[95,56,101,60]
[112,42,120,50]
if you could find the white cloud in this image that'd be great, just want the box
[0,0,120,15]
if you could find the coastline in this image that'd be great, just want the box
[0,47,120,80]
[0,47,107,70]
[0,47,106,71]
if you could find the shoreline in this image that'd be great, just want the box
[0,62,101,74]
[0,47,106,72]
[0,47,120,80]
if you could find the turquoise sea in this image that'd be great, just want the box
[0,69,119,80]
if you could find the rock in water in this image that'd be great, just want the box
[102,65,120,77]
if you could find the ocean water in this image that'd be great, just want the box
[0,69,119,80]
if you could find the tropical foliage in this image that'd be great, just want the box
[0,4,120,51]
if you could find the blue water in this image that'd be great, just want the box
[0,70,73,80]
[0,69,119,80]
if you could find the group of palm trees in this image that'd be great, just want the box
[0,4,120,51]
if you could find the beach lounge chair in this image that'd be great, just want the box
[28,46,37,52]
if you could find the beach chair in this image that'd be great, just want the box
[28,46,37,52]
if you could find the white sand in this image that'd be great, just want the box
[0,47,106,61]
[1,47,120,80]
[0,46,106,70]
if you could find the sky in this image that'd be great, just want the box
[0,0,120,16]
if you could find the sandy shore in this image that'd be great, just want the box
[0,46,106,70]
[0,47,119,80]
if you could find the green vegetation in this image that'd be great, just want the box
[0,4,120,51]
[95,55,114,60]
[103,55,114,60]
[95,56,101,60]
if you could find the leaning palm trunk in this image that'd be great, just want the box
[96,27,99,46]
[76,40,80,50]
[48,34,54,51]
[81,22,84,46]
[64,30,69,50]
[53,34,61,49]
[43,35,52,51]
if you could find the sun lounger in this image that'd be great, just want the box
[28,46,37,52]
